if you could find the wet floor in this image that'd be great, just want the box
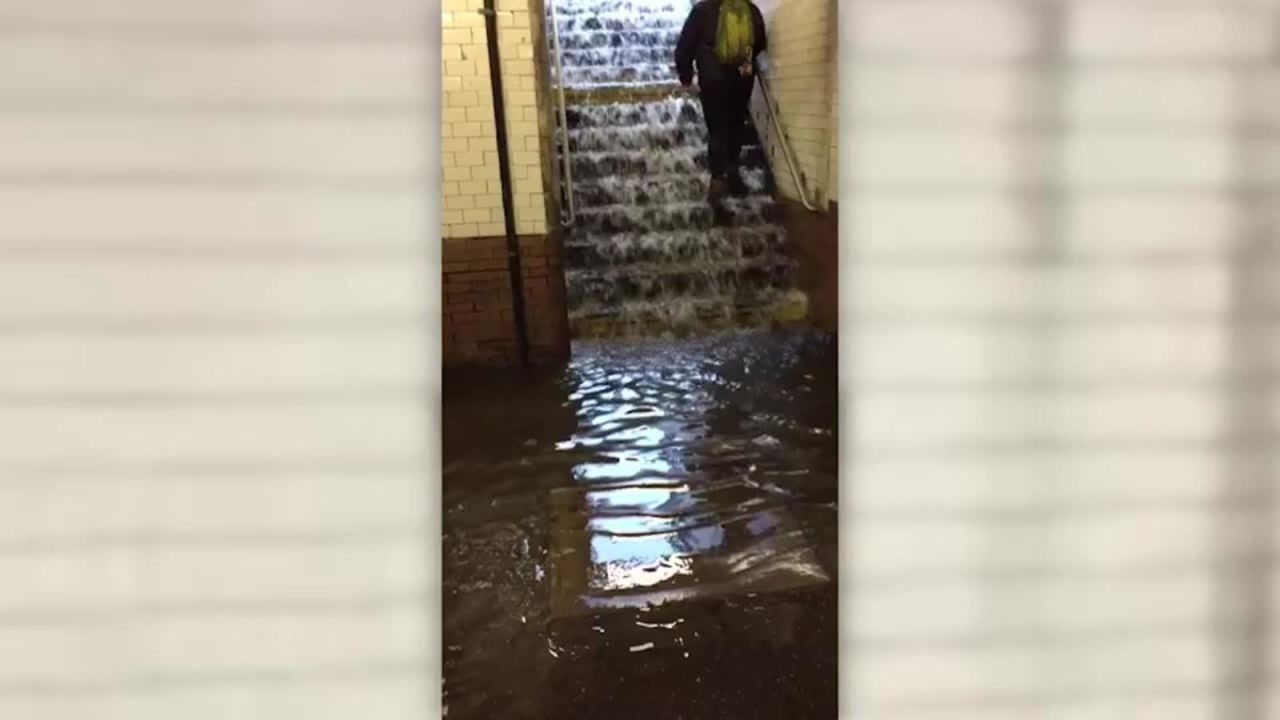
[443,329,838,719]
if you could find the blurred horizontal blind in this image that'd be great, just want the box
[843,0,1280,718]
[0,0,433,718]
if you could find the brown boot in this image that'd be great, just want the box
[707,176,727,205]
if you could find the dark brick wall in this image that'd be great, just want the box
[778,198,838,332]
[443,234,570,367]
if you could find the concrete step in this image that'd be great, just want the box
[565,257,797,309]
[563,226,787,268]
[567,293,795,337]
[563,82,691,105]
[559,28,680,51]
[555,14,682,33]
[573,169,769,208]
[565,123,707,153]
[562,96,702,129]
[571,195,776,233]
[565,121,761,153]
[569,146,769,181]
[563,63,677,87]
[551,0,685,18]
[561,46,673,67]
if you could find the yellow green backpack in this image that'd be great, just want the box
[713,0,755,66]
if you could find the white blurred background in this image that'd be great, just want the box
[840,0,1280,718]
[0,0,435,717]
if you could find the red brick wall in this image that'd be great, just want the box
[442,234,570,367]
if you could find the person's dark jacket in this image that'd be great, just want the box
[674,0,768,89]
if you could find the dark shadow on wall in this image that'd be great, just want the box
[1219,28,1279,720]
[776,197,838,333]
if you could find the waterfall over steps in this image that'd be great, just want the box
[549,0,798,337]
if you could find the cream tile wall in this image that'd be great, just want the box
[753,0,837,207]
[826,32,837,201]
[442,0,549,238]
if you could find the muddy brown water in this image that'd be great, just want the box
[443,329,838,719]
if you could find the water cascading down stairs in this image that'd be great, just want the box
[549,0,798,337]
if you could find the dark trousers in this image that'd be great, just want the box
[699,70,755,180]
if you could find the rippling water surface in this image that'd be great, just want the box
[443,330,838,718]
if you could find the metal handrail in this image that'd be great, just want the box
[756,71,820,212]
[548,0,575,226]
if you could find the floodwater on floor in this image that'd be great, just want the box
[442,329,839,719]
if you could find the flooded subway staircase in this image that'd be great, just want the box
[551,0,799,337]
[441,4,835,715]
[538,0,827,652]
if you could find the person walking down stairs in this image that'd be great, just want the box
[674,0,769,207]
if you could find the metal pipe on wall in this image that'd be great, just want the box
[481,0,532,367]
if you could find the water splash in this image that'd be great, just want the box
[552,0,797,337]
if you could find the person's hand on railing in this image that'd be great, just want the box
[755,51,771,77]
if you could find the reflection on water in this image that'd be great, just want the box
[442,329,837,719]
[590,525,705,590]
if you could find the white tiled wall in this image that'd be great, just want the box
[754,0,837,206]
[843,0,1280,717]
[0,0,431,717]
[441,0,548,238]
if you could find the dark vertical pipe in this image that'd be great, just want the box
[481,0,532,368]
